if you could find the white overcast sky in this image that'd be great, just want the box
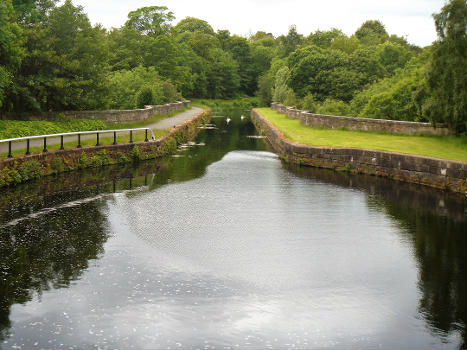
[68,0,445,47]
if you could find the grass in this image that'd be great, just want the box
[257,108,467,162]
[0,129,170,159]
[0,107,190,139]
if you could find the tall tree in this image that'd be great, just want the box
[423,0,467,133]
[0,0,23,109]
[125,6,174,37]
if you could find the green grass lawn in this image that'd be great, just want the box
[257,108,467,162]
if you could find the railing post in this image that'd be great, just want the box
[60,135,64,150]
[130,130,133,143]
[77,134,82,148]
[96,132,100,146]
[8,141,12,158]
[43,137,48,152]
[145,129,148,142]
[26,139,30,155]
[113,131,117,145]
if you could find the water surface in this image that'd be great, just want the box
[0,109,465,349]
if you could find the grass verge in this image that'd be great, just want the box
[257,108,467,162]
[0,107,190,139]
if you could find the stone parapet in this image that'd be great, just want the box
[271,102,451,136]
[252,108,466,193]
[0,101,190,124]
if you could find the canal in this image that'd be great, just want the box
[0,109,465,349]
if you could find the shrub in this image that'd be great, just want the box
[50,156,64,174]
[130,145,141,162]
[136,87,154,109]
[18,160,41,181]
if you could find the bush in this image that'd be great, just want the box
[317,99,351,116]
[18,160,42,181]
[301,93,317,112]
[130,145,141,162]
[50,156,64,174]
[136,87,154,109]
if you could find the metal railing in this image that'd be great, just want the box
[0,127,156,158]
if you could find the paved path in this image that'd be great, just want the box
[1,107,204,154]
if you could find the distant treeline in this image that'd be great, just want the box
[0,0,465,132]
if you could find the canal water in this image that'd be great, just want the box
[0,109,465,350]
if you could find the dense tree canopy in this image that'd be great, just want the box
[0,0,465,132]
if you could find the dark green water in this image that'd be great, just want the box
[0,109,465,349]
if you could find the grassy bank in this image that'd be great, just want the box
[0,108,189,139]
[257,108,467,162]
[0,109,210,188]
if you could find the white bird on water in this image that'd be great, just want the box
[226,117,231,124]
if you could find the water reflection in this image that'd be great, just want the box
[0,109,464,349]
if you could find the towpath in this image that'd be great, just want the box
[0,107,204,154]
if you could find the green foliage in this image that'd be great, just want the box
[284,89,297,107]
[256,74,274,107]
[376,41,413,74]
[50,156,64,174]
[175,17,214,35]
[107,66,164,109]
[317,99,351,116]
[272,66,290,103]
[130,145,141,162]
[355,20,388,45]
[0,0,23,109]
[17,160,41,181]
[351,53,429,121]
[89,150,110,167]
[422,0,467,133]
[0,118,107,139]
[78,152,89,169]
[125,6,174,37]
[301,93,317,112]
[136,87,154,109]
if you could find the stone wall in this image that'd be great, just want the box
[0,101,190,123]
[0,108,209,188]
[271,102,451,136]
[252,108,466,193]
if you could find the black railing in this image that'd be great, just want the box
[0,127,156,158]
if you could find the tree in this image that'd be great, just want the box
[11,0,110,111]
[272,66,290,103]
[125,6,174,37]
[423,0,467,133]
[355,20,388,45]
[277,25,302,57]
[375,41,413,74]
[256,74,273,106]
[0,0,23,109]
[307,28,345,48]
[175,17,214,35]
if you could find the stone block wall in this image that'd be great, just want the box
[271,102,451,136]
[252,108,466,193]
[0,101,190,124]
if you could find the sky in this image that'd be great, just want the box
[68,0,445,47]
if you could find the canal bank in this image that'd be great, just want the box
[251,108,467,193]
[0,108,464,349]
[0,108,210,188]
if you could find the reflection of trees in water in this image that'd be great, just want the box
[382,204,466,349]
[0,200,109,341]
[285,164,466,348]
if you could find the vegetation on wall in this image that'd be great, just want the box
[0,0,465,133]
